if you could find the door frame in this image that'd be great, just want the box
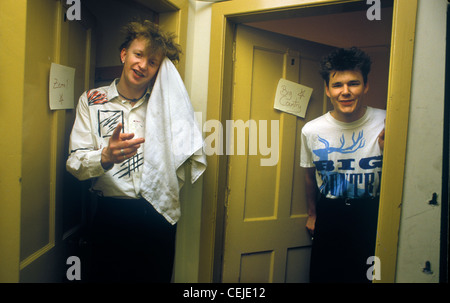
[199,0,418,283]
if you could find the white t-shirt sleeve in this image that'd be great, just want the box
[300,125,315,168]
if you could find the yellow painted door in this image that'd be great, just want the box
[222,24,331,283]
[18,0,95,282]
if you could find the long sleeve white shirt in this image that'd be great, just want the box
[66,79,151,199]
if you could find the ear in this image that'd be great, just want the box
[364,81,369,94]
[120,48,127,64]
[325,83,331,98]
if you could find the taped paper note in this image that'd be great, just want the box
[274,78,313,118]
[49,63,75,110]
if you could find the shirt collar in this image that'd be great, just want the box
[107,79,153,102]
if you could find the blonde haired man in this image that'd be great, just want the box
[67,21,182,282]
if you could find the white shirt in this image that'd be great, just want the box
[66,79,151,199]
[300,106,386,199]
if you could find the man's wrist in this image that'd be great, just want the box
[101,148,114,171]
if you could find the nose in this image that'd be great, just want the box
[137,58,148,71]
[342,84,350,95]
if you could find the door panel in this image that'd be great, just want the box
[19,0,95,282]
[222,25,331,283]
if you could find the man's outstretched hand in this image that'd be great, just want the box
[101,123,145,170]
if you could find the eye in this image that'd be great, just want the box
[348,81,361,86]
[149,59,160,67]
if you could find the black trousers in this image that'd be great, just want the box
[309,195,379,283]
[88,197,177,283]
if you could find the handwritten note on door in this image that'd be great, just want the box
[274,78,313,118]
[49,63,75,110]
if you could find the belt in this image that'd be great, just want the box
[319,194,379,206]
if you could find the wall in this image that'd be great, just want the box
[173,0,211,282]
[396,0,447,282]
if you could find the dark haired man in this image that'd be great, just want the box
[300,47,385,283]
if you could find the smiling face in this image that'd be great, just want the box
[119,37,163,96]
[326,69,369,123]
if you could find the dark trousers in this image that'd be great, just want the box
[88,197,177,283]
[309,195,379,283]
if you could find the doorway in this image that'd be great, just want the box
[59,0,160,282]
[200,0,417,283]
[224,3,392,283]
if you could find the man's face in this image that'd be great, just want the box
[120,38,163,92]
[325,69,369,122]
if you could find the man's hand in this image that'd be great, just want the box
[378,128,385,152]
[306,215,317,237]
[304,167,317,238]
[101,123,145,170]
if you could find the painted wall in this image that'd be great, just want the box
[395,0,447,282]
[173,0,211,282]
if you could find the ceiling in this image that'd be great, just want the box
[245,7,393,49]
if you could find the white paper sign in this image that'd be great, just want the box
[49,63,75,110]
[274,78,313,118]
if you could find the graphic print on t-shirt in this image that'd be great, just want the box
[87,89,109,105]
[313,131,365,161]
[98,110,124,138]
[113,152,144,179]
[312,130,382,199]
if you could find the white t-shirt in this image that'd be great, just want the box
[300,106,386,199]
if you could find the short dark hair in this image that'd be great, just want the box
[119,20,182,62]
[319,47,372,86]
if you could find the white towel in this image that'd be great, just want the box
[140,57,206,225]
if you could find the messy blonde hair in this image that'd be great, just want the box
[119,20,182,62]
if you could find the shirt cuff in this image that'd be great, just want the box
[89,149,108,176]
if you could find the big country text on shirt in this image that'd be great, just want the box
[300,107,386,199]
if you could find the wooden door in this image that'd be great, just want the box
[18,0,95,282]
[222,25,330,283]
